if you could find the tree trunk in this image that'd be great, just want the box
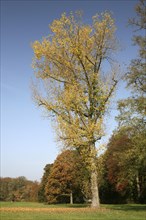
[90,144,100,208]
[70,191,73,204]
[91,167,100,208]
[136,173,141,201]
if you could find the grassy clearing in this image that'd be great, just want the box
[0,202,146,220]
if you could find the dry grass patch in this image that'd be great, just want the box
[0,206,108,213]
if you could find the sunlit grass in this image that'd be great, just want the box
[0,202,146,220]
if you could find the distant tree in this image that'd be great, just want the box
[98,161,126,204]
[0,177,39,202]
[106,126,146,203]
[45,150,86,204]
[0,177,11,201]
[21,180,39,202]
[38,164,53,202]
[32,11,119,208]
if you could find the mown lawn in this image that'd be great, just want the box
[0,202,146,220]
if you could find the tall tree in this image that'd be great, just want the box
[116,1,146,202]
[32,12,119,208]
[126,0,146,93]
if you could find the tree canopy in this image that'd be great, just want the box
[0,177,39,202]
[45,150,87,204]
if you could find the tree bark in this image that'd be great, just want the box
[90,144,100,208]
[91,168,100,208]
[136,173,141,201]
[70,191,73,204]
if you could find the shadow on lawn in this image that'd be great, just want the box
[109,204,146,212]
[65,204,89,208]
[66,204,146,211]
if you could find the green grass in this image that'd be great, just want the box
[0,202,146,220]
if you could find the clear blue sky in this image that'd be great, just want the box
[1,0,137,181]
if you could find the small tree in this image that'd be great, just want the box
[32,12,119,208]
[45,150,84,204]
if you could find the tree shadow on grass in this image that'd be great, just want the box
[66,204,89,208]
[109,204,146,212]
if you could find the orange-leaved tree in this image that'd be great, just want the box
[45,150,86,204]
[32,12,119,208]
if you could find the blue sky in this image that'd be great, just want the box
[1,0,137,181]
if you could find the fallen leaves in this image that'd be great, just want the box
[0,207,108,213]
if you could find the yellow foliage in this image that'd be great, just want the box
[32,11,118,171]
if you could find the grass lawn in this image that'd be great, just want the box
[0,202,146,220]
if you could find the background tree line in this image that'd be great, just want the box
[38,146,146,205]
[0,176,39,202]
